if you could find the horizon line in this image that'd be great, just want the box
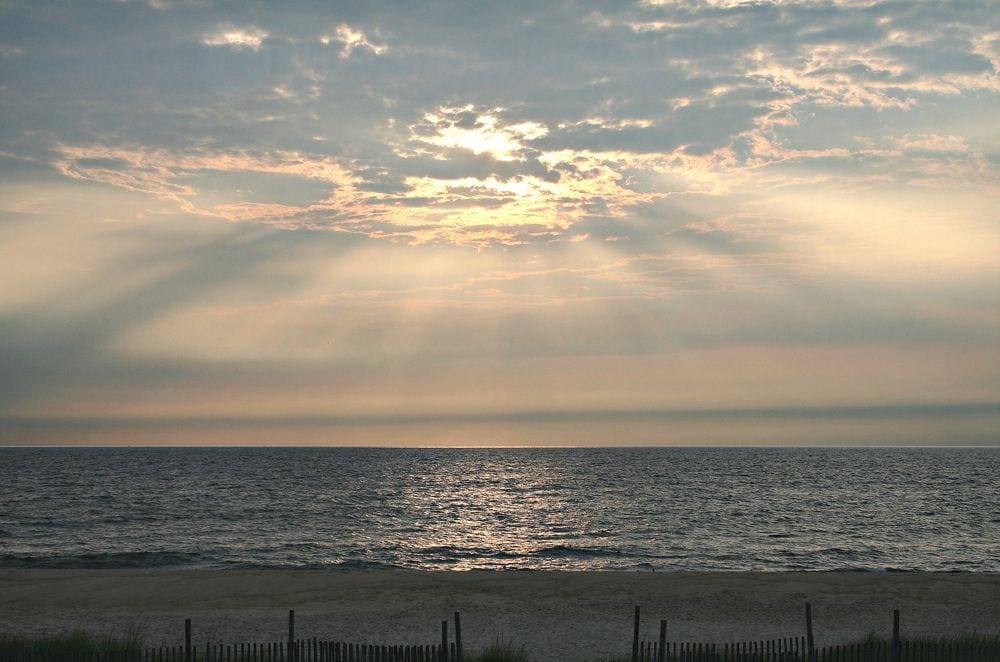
[2,443,999,449]
[3,401,998,431]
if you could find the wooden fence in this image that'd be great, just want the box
[630,605,1000,662]
[638,639,1000,662]
[0,642,457,662]
[0,611,464,662]
[634,638,807,661]
[631,639,1000,662]
[4,604,999,662]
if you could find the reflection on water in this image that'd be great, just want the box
[1,447,998,571]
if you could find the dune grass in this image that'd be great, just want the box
[862,632,1000,647]
[0,625,145,658]
[465,641,531,662]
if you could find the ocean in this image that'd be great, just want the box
[1,447,997,572]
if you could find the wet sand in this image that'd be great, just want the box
[1,571,997,660]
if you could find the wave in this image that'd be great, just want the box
[233,559,406,571]
[0,550,207,569]
[0,552,412,571]
[531,544,623,558]
[415,545,521,560]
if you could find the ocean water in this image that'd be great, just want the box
[0,447,997,572]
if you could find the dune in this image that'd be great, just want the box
[1,570,997,661]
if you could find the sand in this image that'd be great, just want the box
[1,571,997,660]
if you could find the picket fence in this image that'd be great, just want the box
[3,604,999,662]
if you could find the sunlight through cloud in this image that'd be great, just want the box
[2,0,998,445]
[410,106,548,162]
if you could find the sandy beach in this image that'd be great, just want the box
[1,571,998,660]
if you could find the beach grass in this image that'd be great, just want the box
[0,625,144,658]
[465,641,531,662]
[862,632,1000,646]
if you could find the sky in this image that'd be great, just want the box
[0,0,998,446]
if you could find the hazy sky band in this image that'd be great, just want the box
[0,0,998,445]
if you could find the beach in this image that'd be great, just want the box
[1,570,997,660]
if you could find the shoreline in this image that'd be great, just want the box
[2,570,998,660]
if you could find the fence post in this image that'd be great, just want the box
[440,620,448,662]
[891,609,900,662]
[632,606,640,662]
[658,620,666,662]
[288,610,295,662]
[185,618,192,662]
[454,612,463,662]
[805,603,815,662]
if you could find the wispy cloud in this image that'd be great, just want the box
[895,134,970,154]
[320,24,387,58]
[201,24,268,51]
[0,44,24,58]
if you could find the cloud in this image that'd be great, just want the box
[320,24,387,58]
[3,0,999,446]
[48,144,395,238]
[896,134,970,154]
[639,0,885,6]
[201,24,268,51]
[594,1,1000,117]
[50,124,700,246]
[0,44,24,58]
[408,106,548,162]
